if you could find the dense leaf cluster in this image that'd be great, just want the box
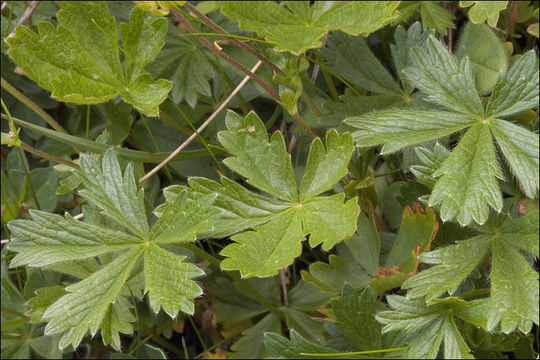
[1,1,538,359]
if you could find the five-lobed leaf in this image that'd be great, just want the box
[6,2,172,116]
[403,210,539,333]
[212,111,358,277]
[345,35,539,225]
[220,1,400,55]
[7,149,216,349]
[376,296,487,359]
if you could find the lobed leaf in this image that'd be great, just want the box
[144,243,205,316]
[42,247,142,349]
[404,36,484,115]
[345,110,475,154]
[7,210,140,267]
[6,1,172,116]
[429,124,503,226]
[460,1,508,26]
[485,51,539,118]
[77,150,149,238]
[220,1,399,54]
[321,32,402,96]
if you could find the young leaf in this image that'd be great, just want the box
[220,1,399,54]
[460,1,508,26]
[410,143,451,187]
[213,111,358,277]
[403,210,539,333]
[376,296,487,359]
[6,2,172,116]
[7,149,216,349]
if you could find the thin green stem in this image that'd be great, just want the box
[0,305,30,319]
[459,288,490,299]
[300,346,409,357]
[19,141,79,168]
[299,90,322,117]
[188,316,208,351]
[139,324,184,356]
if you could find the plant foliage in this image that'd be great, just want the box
[1,1,538,359]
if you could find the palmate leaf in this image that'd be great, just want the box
[219,1,400,55]
[376,296,487,359]
[190,111,358,277]
[345,35,539,225]
[7,149,217,349]
[6,2,172,116]
[403,210,539,334]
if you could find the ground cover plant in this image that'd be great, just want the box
[1,1,538,359]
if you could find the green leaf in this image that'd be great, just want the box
[220,1,399,54]
[119,6,167,84]
[147,29,215,108]
[215,111,358,277]
[485,51,539,118]
[300,129,354,200]
[403,211,539,333]
[321,32,402,96]
[490,119,539,198]
[456,23,508,94]
[301,194,359,250]
[460,1,508,26]
[384,204,438,272]
[76,150,149,238]
[231,313,282,359]
[429,124,503,225]
[420,2,455,34]
[390,22,435,94]
[6,2,172,116]
[144,243,205,316]
[376,296,483,359]
[177,177,290,238]
[404,36,484,115]
[219,111,298,202]
[332,285,382,350]
[150,190,219,243]
[220,210,304,278]
[264,329,339,358]
[42,246,142,349]
[345,110,475,154]
[7,210,140,267]
[7,150,216,349]
[410,143,451,187]
[100,296,135,351]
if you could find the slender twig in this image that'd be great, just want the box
[139,61,263,183]
[73,213,84,220]
[20,141,79,168]
[172,9,281,102]
[1,239,9,244]
[6,0,39,38]
[182,2,286,77]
